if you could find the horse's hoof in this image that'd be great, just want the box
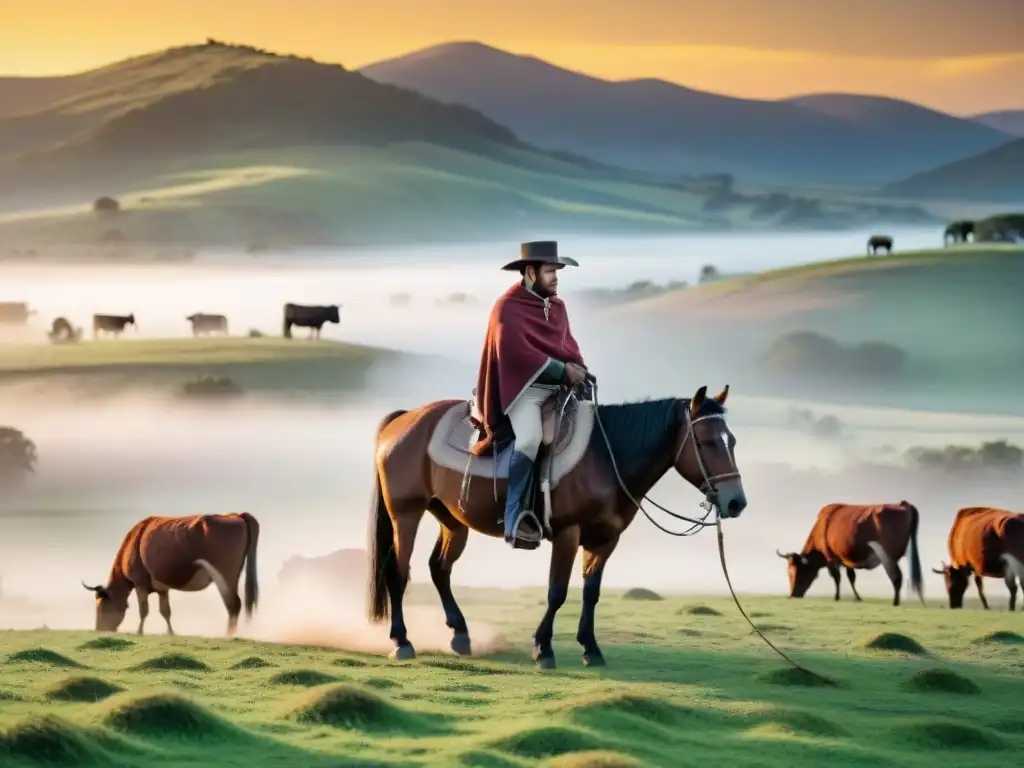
[536,655,557,670]
[582,652,606,667]
[450,632,472,656]
[388,643,416,661]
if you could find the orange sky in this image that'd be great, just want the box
[4,0,1023,115]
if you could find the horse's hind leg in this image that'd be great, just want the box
[387,503,425,660]
[576,535,619,667]
[427,501,471,655]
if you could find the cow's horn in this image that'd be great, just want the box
[776,549,788,559]
[81,581,102,592]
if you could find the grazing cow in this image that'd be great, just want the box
[282,303,340,339]
[0,302,36,325]
[186,312,229,336]
[82,513,259,636]
[932,506,1024,610]
[777,500,923,606]
[867,235,893,256]
[92,313,136,339]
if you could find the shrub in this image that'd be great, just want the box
[247,329,264,338]
[760,331,906,381]
[178,376,244,400]
[0,427,37,486]
[905,440,1023,475]
[92,197,120,215]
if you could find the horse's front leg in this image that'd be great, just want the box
[532,525,580,670]
[576,535,620,667]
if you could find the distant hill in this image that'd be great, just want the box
[0,42,940,252]
[360,42,1011,185]
[881,136,1024,202]
[970,109,1024,137]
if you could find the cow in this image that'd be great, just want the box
[0,302,36,326]
[932,506,1024,611]
[81,513,259,636]
[186,313,229,336]
[777,500,923,606]
[867,235,893,256]
[282,303,340,339]
[92,313,136,339]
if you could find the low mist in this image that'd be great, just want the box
[1,227,1019,648]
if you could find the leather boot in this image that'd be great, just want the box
[503,446,538,548]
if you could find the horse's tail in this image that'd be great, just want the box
[367,409,407,624]
[240,512,260,618]
[903,500,924,604]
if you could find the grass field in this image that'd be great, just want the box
[0,337,411,397]
[0,588,1022,767]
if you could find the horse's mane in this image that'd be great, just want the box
[592,396,726,478]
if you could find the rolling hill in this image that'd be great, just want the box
[881,136,1024,202]
[600,245,1024,414]
[0,42,938,251]
[360,42,1012,185]
[970,109,1024,137]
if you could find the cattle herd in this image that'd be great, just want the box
[0,301,343,340]
[78,501,1022,642]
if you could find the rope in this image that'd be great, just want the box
[587,379,832,683]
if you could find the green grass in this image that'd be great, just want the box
[0,337,410,397]
[0,590,1022,767]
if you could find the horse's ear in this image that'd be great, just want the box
[713,384,729,405]
[690,386,707,418]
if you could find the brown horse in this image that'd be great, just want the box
[366,383,747,669]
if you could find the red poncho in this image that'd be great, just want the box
[470,282,585,456]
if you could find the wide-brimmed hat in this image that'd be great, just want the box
[501,240,579,271]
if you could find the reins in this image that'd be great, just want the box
[586,379,833,685]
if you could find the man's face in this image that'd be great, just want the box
[527,264,560,297]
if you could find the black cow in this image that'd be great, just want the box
[186,313,229,336]
[867,235,893,256]
[282,303,340,339]
[93,313,136,339]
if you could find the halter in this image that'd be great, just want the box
[589,383,741,537]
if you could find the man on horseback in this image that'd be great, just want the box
[470,241,590,549]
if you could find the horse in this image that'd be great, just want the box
[365,383,746,669]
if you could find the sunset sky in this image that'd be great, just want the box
[4,0,1022,115]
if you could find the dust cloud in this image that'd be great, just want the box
[1,227,1020,650]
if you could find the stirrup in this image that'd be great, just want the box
[504,508,542,550]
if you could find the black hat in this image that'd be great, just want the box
[501,240,579,271]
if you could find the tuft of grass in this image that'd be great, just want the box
[621,588,663,601]
[268,669,337,687]
[103,692,239,741]
[0,715,112,766]
[76,636,135,651]
[492,726,609,759]
[544,751,645,767]
[289,683,445,734]
[892,719,1007,751]
[902,668,981,695]
[330,657,368,668]
[679,605,721,617]
[756,666,840,688]
[230,656,273,670]
[44,676,124,703]
[6,648,83,668]
[976,630,1024,645]
[861,632,928,655]
[133,653,210,672]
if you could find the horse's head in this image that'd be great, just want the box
[931,561,970,608]
[675,385,746,519]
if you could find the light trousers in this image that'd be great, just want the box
[505,384,559,459]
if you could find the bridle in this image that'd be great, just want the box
[587,379,739,537]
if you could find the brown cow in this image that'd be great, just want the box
[777,500,923,606]
[82,513,259,635]
[932,506,1024,610]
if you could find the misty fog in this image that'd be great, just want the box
[1,226,1019,645]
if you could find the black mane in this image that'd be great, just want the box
[592,396,726,479]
